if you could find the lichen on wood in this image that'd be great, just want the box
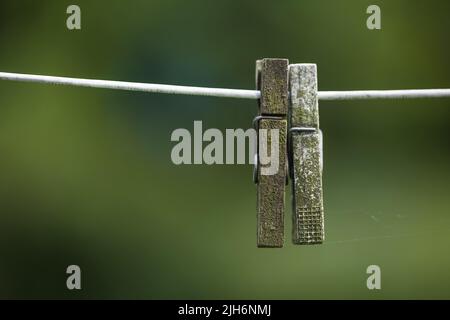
[255,58,289,248]
[289,64,325,244]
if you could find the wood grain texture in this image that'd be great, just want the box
[259,59,288,116]
[255,58,288,247]
[257,119,287,247]
[289,64,325,244]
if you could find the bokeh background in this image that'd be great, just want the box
[0,0,449,299]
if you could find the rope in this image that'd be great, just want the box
[1,71,450,101]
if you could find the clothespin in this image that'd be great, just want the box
[288,64,325,244]
[254,58,289,247]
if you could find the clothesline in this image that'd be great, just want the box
[1,71,450,101]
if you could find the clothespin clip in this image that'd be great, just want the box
[254,58,289,247]
[288,64,325,244]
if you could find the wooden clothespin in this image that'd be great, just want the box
[254,58,289,248]
[288,64,325,244]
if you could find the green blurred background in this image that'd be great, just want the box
[0,0,449,299]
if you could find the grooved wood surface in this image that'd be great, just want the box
[289,64,325,244]
[291,132,324,244]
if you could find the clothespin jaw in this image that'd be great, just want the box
[288,64,325,244]
[254,58,289,248]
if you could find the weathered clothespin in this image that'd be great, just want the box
[254,58,289,247]
[288,64,325,244]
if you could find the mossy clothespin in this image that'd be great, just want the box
[254,58,289,247]
[288,64,325,244]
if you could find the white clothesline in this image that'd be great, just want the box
[1,71,450,101]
